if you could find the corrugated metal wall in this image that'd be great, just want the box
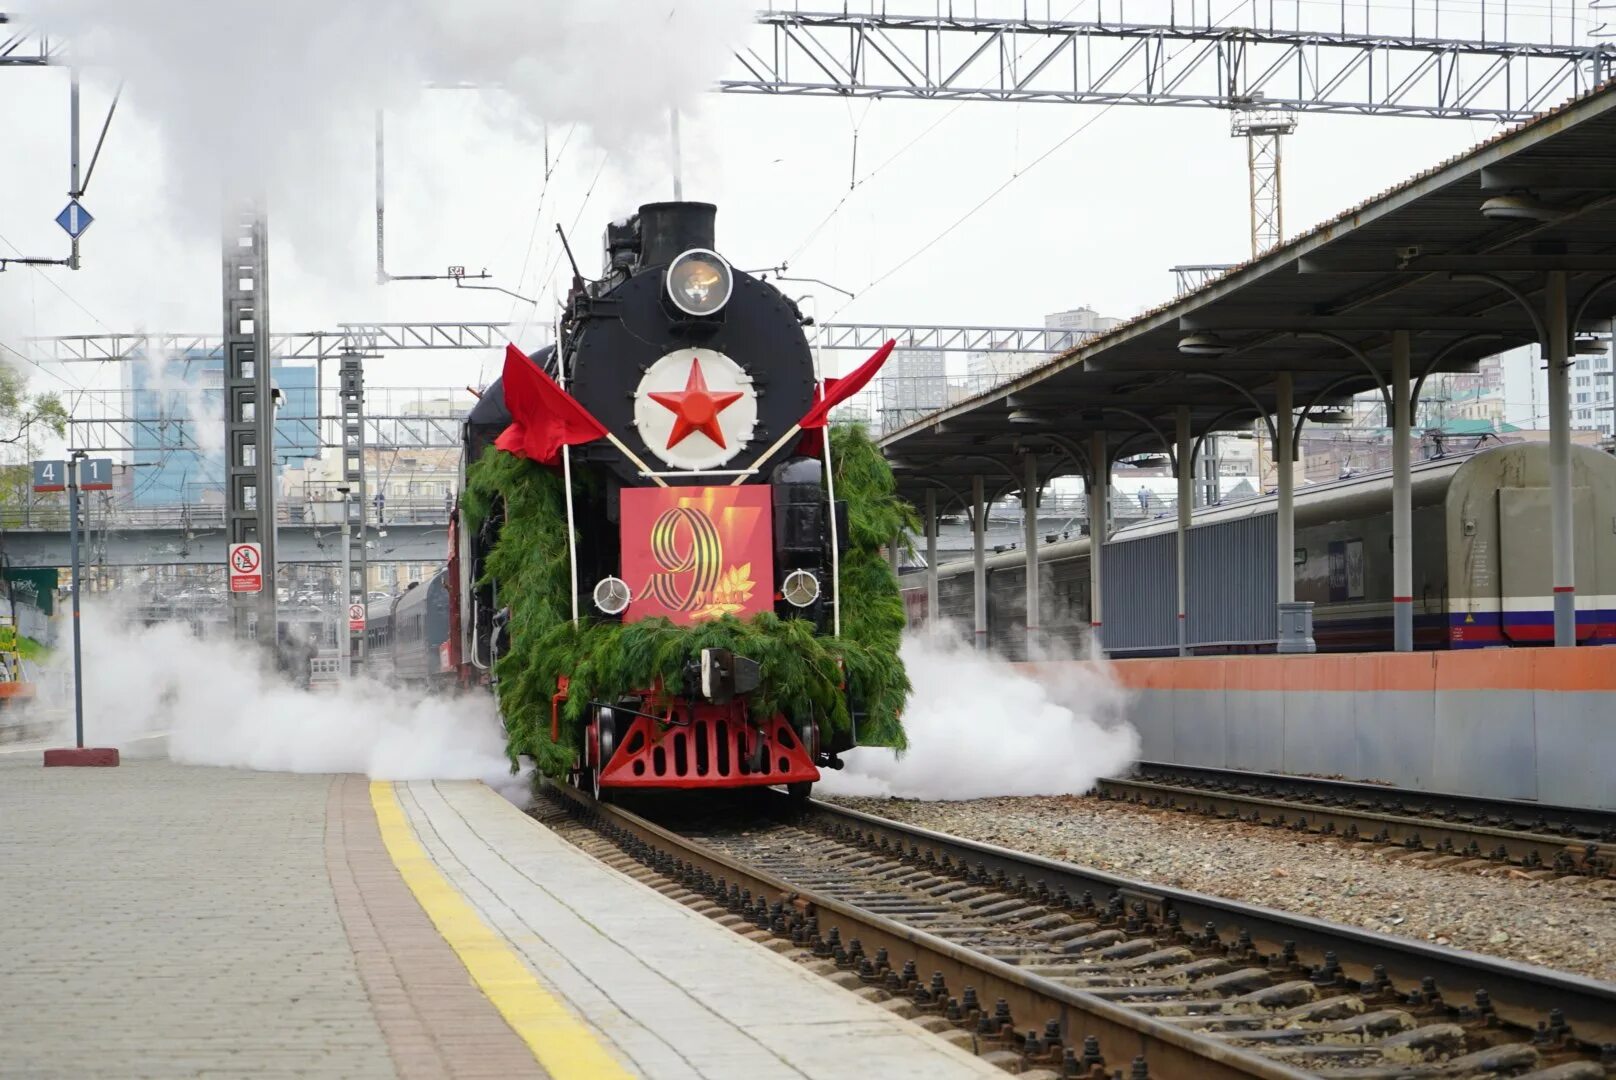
[1187,513,1277,646]
[921,515,1278,652]
[1100,533,1177,653]
[991,565,1029,660]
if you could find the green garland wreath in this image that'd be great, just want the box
[464,424,915,779]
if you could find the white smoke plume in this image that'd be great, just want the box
[35,599,528,796]
[817,627,1140,801]
[137,348,226,457]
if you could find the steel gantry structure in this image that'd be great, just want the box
[30,322,512,364]
[812,322,1095,353]
[35,320,1079,452]
[729,10,1612,118]
[33,320,1079,362]
[727,8,1616,256]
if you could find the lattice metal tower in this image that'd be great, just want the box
[1230,107,1299,258]
[339,350,369,670]
[221,206,277,641]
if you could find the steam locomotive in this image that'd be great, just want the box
[418,202,906,797]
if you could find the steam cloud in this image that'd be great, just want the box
[28,601,1132,805]
[818,628,1140,800]
[30,0,753,238]
[37,600,527,796]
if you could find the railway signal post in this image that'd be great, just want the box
[37,451,119,767]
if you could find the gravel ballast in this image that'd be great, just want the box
[826,793,1616,983]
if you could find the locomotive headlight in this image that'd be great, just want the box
[593,576,632,616]
[781,569,820,608]
[666,248,733,316]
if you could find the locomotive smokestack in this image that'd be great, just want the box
[639,201,716,267]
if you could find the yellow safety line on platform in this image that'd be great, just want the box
[368,781,635,1080]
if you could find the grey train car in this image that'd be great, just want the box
[362,607,395,684]
[905,442,1616,657]
[380,569,453,687]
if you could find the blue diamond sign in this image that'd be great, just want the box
[55,199,93,240]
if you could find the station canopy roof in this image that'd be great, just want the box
[879,80,1616,509]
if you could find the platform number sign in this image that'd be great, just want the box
[228,542,264,593]
[78,458,114,491]
[31,457,113,493]
[31,460,65,493]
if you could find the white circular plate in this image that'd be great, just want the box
[782,569,820,608]
[593,576,631,615]
[632,348,758,471]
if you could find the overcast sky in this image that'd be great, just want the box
[0,0,1599,445]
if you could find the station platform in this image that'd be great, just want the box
[0,754,998,1079]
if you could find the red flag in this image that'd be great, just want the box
[494,343,609,466]
[796,339,895,430]
[795,377,842,457]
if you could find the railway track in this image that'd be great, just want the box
[537,784,1616,1079]
[1096,763,1616,880]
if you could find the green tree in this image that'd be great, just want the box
[0,364,68,448]
[0,364,69,513]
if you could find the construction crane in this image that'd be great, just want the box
[1229,104,1299,259]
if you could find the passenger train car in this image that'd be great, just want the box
[905,442,1616,656]
[363,569,455,689]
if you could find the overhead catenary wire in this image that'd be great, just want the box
[492,122,581,384]
[823,0,1262,324]
[530,151,612,318]
[780,0,1091,268]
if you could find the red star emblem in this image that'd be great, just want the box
[648,358,744,450]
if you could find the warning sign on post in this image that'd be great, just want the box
[228,543,263,593]
[348,603,366,632]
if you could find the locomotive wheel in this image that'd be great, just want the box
[786,719,818,803]
[591,709,618,801]
[793,718,820,761]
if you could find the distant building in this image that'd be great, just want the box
[279,445,457,595]
[1572,346,1614,436]
[124,349,320,505]
[965,349,1041,383]
[967,306,1124,385]
[281,446,458,527]
[884,343,947,428]
[1044,305,1123,337]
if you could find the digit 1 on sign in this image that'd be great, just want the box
[79,457,114,492]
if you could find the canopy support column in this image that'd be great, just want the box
[1392,330,1414,653]
[924,488,938,629]
[1274,371,1314,653]
[1023,454,1040,656]
[1546,270,1576,647]
[972,474,987,653]
[1175,406,1192,657]
[1088,432,1107,657]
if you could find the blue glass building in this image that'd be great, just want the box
[127,349,321,505]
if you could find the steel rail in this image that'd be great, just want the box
[1097,761,1616,876]
[542,782,1616,1069]
[543,782,1309,1079]
[808,798,1616,1050]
